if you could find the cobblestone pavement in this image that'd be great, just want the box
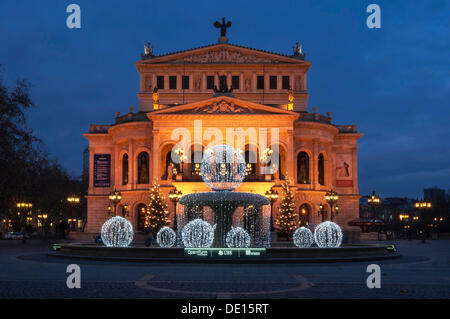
[0,240,449,298]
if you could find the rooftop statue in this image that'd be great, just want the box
[213,17,232,37]
[144,42,153,56]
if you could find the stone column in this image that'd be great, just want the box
[129,140,135,190]
[139,73,144,92]
[114,142,120,187]
[312,138,319,189]
[252,73,257,91]
[227,72,232,88]
[189,73,193,92]
[202,73,206,91]
[277,75,282,91]
[164,76,169,91]
[287,129,295,182]
[215,74,219,88]
[152,129,161,183]
[352,147,358,194]
[177,75,181,91]
[240,73,244,92]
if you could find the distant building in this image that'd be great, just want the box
[359,196,415,231]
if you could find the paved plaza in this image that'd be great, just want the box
[0,240,449,298]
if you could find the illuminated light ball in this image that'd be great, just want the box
[201,144,246,191]
[226,227,251,248]
[314,221,343,248]
[101,216,134,247]
[293,226,314,248]
[182,218,214,248]
[156,226,176,248]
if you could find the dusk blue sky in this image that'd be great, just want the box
[1,0,449,198]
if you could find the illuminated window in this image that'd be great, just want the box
[122,153,129,185]
[297,152,309,184]
[137,204,147,231]
[137,152,149,184]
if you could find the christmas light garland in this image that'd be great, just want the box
[101,216,134,247]
[181,218,214,248]
[293,226,314,248]
[156,226,176,248]
[314,221,343,248]
[201,144,246,191]
[226,226,251,248]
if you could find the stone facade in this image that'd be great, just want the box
[84,42,363,238]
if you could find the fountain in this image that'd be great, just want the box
[177,144,271,248]
[52,145,400,262]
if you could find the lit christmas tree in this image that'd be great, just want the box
[145,184,170,235]
[275,180,297,239]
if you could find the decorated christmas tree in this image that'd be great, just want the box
[145,184,170,234]
[275,180,297,238]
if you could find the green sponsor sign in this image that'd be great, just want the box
[184,248,266,258]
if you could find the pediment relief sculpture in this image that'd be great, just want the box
[171,49,274,64]
[194,100,254,113]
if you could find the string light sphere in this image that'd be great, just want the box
[182,218,214,248]
[101,216,134,247]
[293,226,314,248]
[201,144,246,191]
[226,227,251,248]
[156,226,176,248]
[314,221,343,248]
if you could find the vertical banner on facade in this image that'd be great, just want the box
[93,154,111,187]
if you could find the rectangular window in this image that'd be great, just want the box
[207,76,215,89]
[169,76,177,89]
[232,76,240,90]
[257,75,264,90]
[182,75,189,89]
[157,76,164,89]
[282,76,290,90]
[270,76,277,89]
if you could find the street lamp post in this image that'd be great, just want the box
[67,195,80,231]
[265,187,279,231]
[414,199,432,243]
[108,190,123,216]
[168,187,183,232]
[325,190,339,221]
[16,202,32,242]
[367,191,381,231]
[317,203,327,222]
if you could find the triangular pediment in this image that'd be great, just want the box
[136,43,309,65]
[148,96,300,117]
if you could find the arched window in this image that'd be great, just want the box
[122,154,129,185]
[318,153,325,186]
[245,149,257,178]
[190,147,203,179]
[299,204,311,226]
[137,152,149,184]
[269,146,286,180]
[163,151,173,180]
[136,203,147,231]
[297,152,309,184]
